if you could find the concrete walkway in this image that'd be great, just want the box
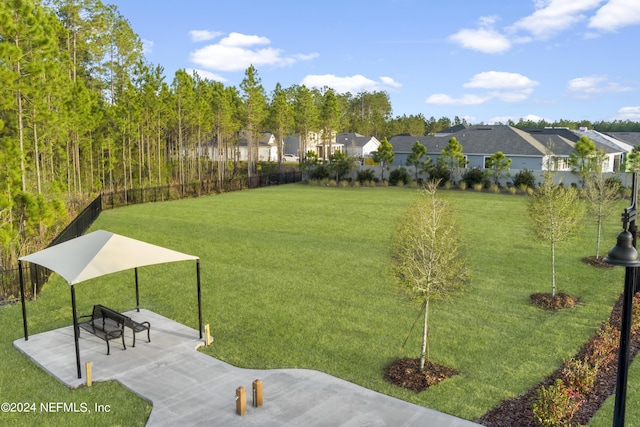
[14,309,481,426]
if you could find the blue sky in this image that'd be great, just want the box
[107,0,640,125]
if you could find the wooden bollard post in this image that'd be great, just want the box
[204,324,211,346]
[252,379,263,407]
[236,386,246,416]
[86,361,92,387]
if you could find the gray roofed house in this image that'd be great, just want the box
[604,132,640,148]
[573,128,634,152]
[434,124,467,136]
[335,132,380,159]
[205,130,277,162]
[388,125,625,173]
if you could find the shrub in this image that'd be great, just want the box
[389,167,411,186]
[531,378,583,427]
[427,165,450,185]
[462,168,486,188]
[513,169,536,189]
[585,321,619,367]
[562,357,598,395]
[357,169,376,184]
[308,164,331,180]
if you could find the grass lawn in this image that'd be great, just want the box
[2,183,638,425]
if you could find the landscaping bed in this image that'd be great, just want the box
[479,292,640,426]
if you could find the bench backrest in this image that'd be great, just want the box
[94,304,127,325]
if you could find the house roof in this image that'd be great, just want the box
[572,128,632,152]
[335,132,379,148]
[434,124,467,135]
[235,131,275,147]
[603,132,640,148]
[390,125,626,157]
[445,125,549,157]
[388,134,433,153]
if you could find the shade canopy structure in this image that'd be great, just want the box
[18,230,203,378]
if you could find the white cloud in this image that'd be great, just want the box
[426,71,538,106]
[380,76,402,88]
[490,89,535,102]
[142,39,154,55]
[464,71,539,90]
[567,75,633,98]
[508,0,605,40]
[615,106,640,121]
[487,114,551,125]
[219,32,270,47]
[425,94,490,106]
[185,68,228,82]
[300,74,401,93]
[464,71,539,102]
[189,30,223,42]
[189,32,317,72]
[449,16,511,54]
[589,0,640,32]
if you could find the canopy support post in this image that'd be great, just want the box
[135,267,140,312]
[197,260,202,339]
[71,285,82,379]
[19,260,28,341]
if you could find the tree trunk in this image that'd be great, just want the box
[33,115,41,194]
[420,299,429,371]
[596,219,602,259]
[551,241,556,297]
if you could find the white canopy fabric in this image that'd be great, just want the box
[19,229,203,379]
[19,230,199,285]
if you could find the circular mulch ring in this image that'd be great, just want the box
[583,256,614,268]
[529,292,580,310]
[384,357,459,392]
[530,292,579,310]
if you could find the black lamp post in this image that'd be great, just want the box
[604,172,640,427]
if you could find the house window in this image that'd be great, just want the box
[551,156,570,171]
[613,154,622,172]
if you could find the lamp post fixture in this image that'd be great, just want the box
[604,172,640,427]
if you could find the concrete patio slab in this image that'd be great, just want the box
[14,309,481,426]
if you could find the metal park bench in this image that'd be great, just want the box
[78,304,150,355]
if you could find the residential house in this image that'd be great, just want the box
[283,132,344,160]
[335,132,380,160]
[604,131,640,149]
[206,130,278,162]
[388,125,625,175]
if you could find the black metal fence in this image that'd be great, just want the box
[1,195,103,304]
[1,171,303,303]
[101,171,302,210]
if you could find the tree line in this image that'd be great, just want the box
[2,0,640,269]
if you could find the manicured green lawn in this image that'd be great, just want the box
[2,184,638,425]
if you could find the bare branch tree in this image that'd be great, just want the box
[392,180,468,370]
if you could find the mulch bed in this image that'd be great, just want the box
[384,358,459,392]
[478,293,640,426]
[530,292,580,310]
[583,256,615,269]
[383,269,639,426]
